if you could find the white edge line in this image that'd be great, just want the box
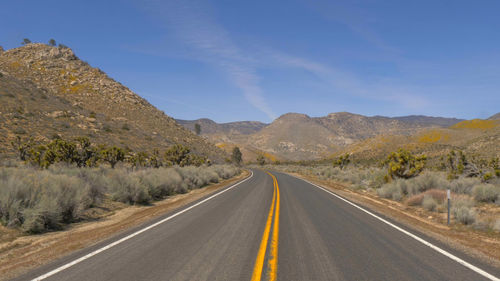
[288,174,499,281]
[32,171,254,281]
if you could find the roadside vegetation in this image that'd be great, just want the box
[1,136,241,234]
[262,149,500,231]
[0,164,240,233]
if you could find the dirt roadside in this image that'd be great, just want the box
[0,170,250,280]
[286,172,500,269]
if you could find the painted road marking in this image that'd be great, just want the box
[31,171,254,281]
[291,174,500,281]
[268,173,280,281]
[251,171,280,281]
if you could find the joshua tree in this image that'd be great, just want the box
[21,38,31,45]
[100,146,125,168]
[164,144,190,166]
[383,149,427,179]
[257,155,266,166]
[231,146,243,166]
[333,153,350,170]
[194,123,201,135]
[48,39,56,46]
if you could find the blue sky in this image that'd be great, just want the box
[1,0,499,123]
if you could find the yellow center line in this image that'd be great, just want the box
[268,173,280,281]
[251,172,277,281]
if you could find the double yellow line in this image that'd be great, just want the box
[251,171,280,281]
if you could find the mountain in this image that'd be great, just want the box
[176,118,267,135]
[0,43,226,162]
[489,113,500,120]
[179,112,465,161]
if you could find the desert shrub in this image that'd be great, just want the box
[13,127,26,135]
[108,170,150,205]
[472,184,500,203]
[494,219,500,231]
[407,189,447,206]
[449,177,480,194]
[176,166,219,189]
[422,195,438,211]
[483,172,493,182]
[137,168,182,200]
[0,168,91,232]
[451,197,476,225]
[212,165,240,179]
[405,172,449,196]
[377,180,403,201]
[0,165,241,232]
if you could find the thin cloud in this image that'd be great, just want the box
[139,0,276,120]
[265,50,430,110]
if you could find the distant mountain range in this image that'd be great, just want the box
[177,112,487,161]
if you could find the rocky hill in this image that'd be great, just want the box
[489,113,500,120]
[0,44,226,162]
[338,121,500,165]
[179,112,464,161]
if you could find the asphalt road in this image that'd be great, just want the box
[15,169,500,281]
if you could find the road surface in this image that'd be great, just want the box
[15,169,500,281]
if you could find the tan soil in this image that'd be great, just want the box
[0,170,250,280]
[288,172,500,269]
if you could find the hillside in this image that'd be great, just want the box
[0,44,226,162]
[176,118,267,135]
[337,121,500,165]
[179,112,464,161]
[488,112,500,120]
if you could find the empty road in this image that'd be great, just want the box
[15,169,500,281]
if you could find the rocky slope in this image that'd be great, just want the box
[0,44,226,161]
[489,113,500,120]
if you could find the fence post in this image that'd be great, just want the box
[447,189,451,225]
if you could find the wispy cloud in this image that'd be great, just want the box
[265,50,430,111]
[140,0,276,120]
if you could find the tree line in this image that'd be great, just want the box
[11,136,208,169]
